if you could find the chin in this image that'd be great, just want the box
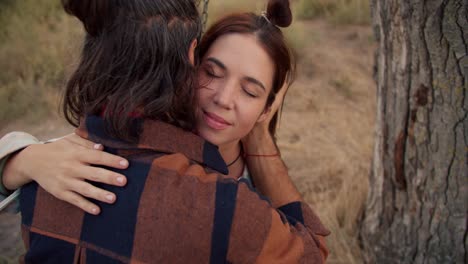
[198,128,222,146]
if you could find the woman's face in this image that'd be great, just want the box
[196,33,274,147]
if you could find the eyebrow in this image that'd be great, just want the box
[206,57,266,91]
[206,57,226,70]
[244,76,266,91]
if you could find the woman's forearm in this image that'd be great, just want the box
[0,132,41,193]
[3,145,37,191]
[244,128,302,208]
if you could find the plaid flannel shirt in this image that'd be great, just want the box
[20,115,330,263]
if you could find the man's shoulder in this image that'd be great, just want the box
[147,152,220,183]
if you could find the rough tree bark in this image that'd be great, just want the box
[360,0,467,263]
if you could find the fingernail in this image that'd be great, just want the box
[94,144,102,150]
[91,207,98,214]
[106,194,114,202]
[117,177,125,184]
[119,160,128,167]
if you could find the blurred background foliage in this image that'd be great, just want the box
[0,0,82,125]
[296,0,370,25]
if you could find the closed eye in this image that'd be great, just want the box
[242,87,258,98]
[205,67,222,78]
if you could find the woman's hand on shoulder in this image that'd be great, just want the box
[8,133,129,215]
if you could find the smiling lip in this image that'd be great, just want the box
[203,111,231,130]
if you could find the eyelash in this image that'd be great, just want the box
[204,67,222,79]
[204,65,258,98]
[242,87,257,98]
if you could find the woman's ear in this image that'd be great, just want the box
[189,39,198,65]
[257,106,272,123]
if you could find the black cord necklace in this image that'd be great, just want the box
[226,151,242,167]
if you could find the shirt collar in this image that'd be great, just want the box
[76,115,228,175]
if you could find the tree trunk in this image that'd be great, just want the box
[359,0,467,263]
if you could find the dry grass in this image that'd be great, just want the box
[296,0,371,25]
[275,19,376,263]
[0,1,375,263]
[0,0,82,125]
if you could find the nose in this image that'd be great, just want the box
[213,78,236,110]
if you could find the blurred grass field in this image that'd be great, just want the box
[296,0,371,25]
[0,0,83,125]
[0,0,374,263]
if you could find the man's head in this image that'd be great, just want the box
[62,0,202,141]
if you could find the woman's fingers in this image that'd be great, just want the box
[59,133,129,170]
[70,180,117,205]
[78,148,129,171]
[78,165,127,187]
[270,83,290,116]
[63,133,103,150]
[60,191,101,215]
[258,83,290,128]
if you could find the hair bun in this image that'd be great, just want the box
[266,0,292,28]
[61,0,116,36]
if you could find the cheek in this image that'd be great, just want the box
[197,72,210,88]
[196,84,214,105]
[235,102,266,131]
[197,78,226,108]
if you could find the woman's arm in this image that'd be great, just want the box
[0,132,130,214]
[0,132,41,195]
[243,84,302,208]
[243,128,302,208]
[243,87,329,261]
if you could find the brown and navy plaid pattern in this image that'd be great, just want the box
[20,115,330,263]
